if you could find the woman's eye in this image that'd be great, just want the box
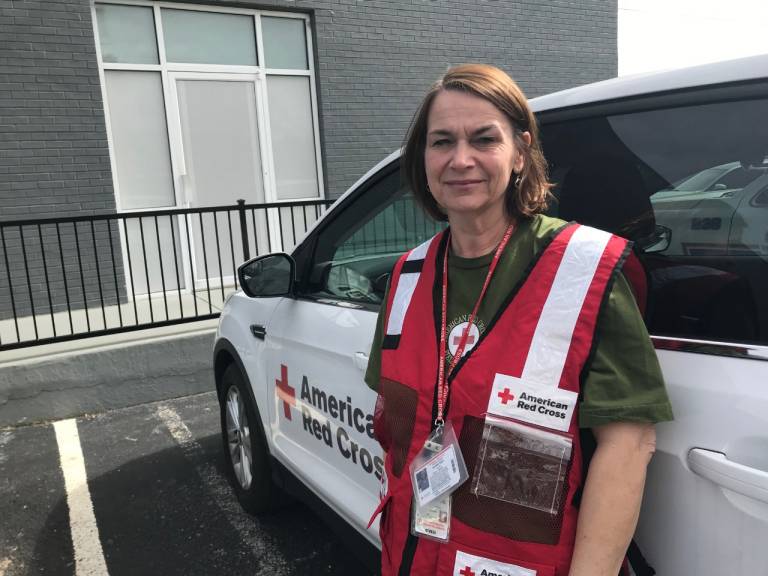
[431,139,450,148]
[475,136,496,146]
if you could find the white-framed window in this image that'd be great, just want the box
[92,1,324,212]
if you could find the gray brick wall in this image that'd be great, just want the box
[0,0,122,326]
[0,0,115,219]
[0,0,617,336]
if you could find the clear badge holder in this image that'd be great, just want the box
[411,493,452,542]
[470,415,573,515]
[409,421,469,510]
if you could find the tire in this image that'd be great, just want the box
[218,364,282,514]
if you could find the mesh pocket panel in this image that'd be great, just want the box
[379,378,419,478]
[453,416,570,545]
[373,393,391,453]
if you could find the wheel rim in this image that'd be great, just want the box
[225,386,253,490]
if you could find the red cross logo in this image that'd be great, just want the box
[459,567,475,576]
[276,364,296,420]
[453,333,476,347]
[498,387,515,405]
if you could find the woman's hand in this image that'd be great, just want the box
[568,421,657,576]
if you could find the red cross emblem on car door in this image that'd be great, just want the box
[275,364,296,420]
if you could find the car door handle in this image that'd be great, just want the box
[353,351,369,371]
[250,324,267,340]
[688,448,768,504]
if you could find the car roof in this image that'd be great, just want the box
[333,54,768,208]
[530,53,768,112]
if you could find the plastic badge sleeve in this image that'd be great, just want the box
[411,494,452,543]
[409,421,469,509]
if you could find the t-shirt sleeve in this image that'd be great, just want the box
[578,272,674,428]
[364,284,389,392]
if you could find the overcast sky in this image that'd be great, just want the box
[618,0,768,75]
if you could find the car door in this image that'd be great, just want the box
[264,163,444,541]
[537,89,768,574]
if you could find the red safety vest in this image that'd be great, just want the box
[371,222,631,576]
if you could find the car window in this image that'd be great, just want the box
[753,186,768,207]
[713,166,765,190]
[540,97,768,346]
[300,167,445,306]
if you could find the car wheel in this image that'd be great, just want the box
[219,364,281,514]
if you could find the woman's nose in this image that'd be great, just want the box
[449,141,474,169]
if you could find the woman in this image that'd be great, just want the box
[365,64,672,576]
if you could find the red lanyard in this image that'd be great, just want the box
[435,223,515,424]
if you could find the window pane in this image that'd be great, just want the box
[541,98,768,345]
[95,4,159,64]
[303,169,445,304]
[174,79,267,280]
[262,16,308,69]
[105,71,175,209]
[267,76,318,199]
[161,9,257,65]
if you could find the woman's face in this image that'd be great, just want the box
[424,90,528,222]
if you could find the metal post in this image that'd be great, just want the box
[237,199,250,261]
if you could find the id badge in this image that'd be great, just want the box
[470,415,573,515]
[409,421,469,509]
[411,494,451,542]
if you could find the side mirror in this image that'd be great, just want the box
[238,253,295,298]
[712,183,728,191]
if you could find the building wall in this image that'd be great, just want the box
[0,0,617,327]
[1,0,122,324]
[0,0,115,219]
[1,0,618,212]
[231,0,618,196]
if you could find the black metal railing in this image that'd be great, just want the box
[0,198,334,351]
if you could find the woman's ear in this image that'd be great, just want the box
[515,131,531,173]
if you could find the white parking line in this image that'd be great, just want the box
[54,419,109,576]
[155,404,291,576]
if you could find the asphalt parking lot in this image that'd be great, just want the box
[0,392,376,576]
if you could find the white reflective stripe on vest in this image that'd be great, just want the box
[522,225,612,389]
[486,225,612,431]
[385,235,436,337]
[408,236,433,261]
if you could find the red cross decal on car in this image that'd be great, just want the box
[498,387,515,405]
[276,364,296,420]
[459,567,475,576]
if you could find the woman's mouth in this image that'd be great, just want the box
[445,179,483,186]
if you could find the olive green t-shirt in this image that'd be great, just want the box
[364,215,673,428]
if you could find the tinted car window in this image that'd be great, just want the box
[540,97,768,345]
[715,166,765,189]
[301,168,444,305]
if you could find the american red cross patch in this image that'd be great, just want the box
[453,550,537,576]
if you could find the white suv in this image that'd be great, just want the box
[214,55,768,575]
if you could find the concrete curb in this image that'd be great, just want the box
[0,329,216,427]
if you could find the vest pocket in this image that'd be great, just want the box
[452,416,571,545]
[378,378,418,478]
[436,541,556,576]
